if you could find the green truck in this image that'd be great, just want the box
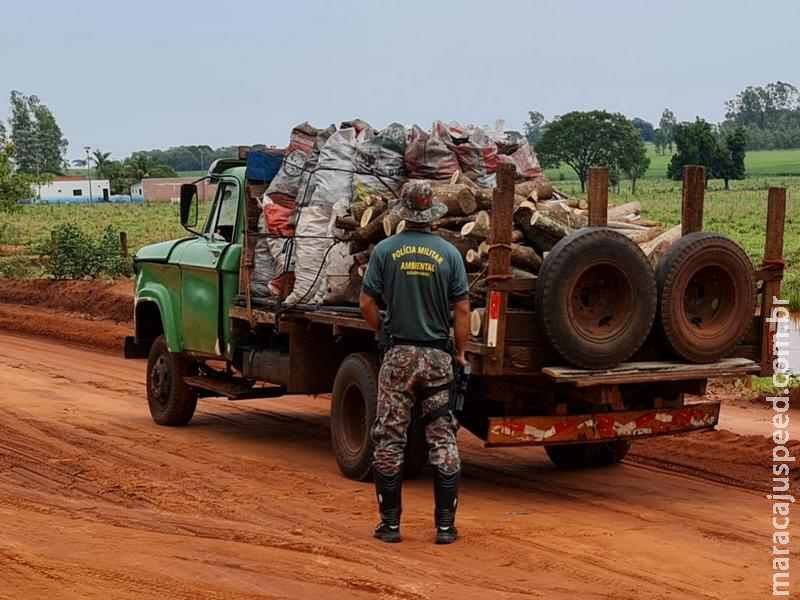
[125,155,785,478]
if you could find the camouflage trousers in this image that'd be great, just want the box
[371,345,461,476]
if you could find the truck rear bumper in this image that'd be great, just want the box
[485,402,720,447]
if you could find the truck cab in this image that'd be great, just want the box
[129,160,246,362]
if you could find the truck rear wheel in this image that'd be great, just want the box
[545,440,631,468]
[595,440,632,465]
[536,228,657,369]
[544,443,602,469]
[330,352,429,481]
[331,353,379,481]
[146,335,198,426]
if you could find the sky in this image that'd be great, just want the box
[1,0,797,162]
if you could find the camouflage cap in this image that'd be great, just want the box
[393,182,448,223]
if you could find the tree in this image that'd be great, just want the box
[653,128,667,155]
[722,81,800,150]
[8,91,68,176]
[659,108,678,152]
[631,118,655,142]
[619,134,651,194]
[667,119,719,182]
[0,143,34,211]
[31,99,68,174]
[535,110,641,192]
[92,150,112,178]
[120,153,178,194]
[0,121,6,145]
[715,128,747,189]
[523,111,547,147]
[124,145,235,172]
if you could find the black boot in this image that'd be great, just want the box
[373,467,402,543]
[433,467,460,544]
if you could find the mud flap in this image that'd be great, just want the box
[124,336,150,359]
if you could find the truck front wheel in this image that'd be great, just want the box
[146,335,198,426]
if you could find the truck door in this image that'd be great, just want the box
[179,178,240,356]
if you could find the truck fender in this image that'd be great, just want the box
[135,285,182,353]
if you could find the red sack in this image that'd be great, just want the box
[263,202,294,237]
[445,124,499,184]
[404,123,460,180]
[268,272,295,297]
[508,140,543,180]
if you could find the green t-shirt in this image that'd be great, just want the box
[362,230,469,342]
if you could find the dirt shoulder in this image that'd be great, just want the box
[0,279,132,352]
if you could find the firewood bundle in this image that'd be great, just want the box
[330,171,676,306]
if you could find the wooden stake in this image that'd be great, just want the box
[681,165,705,236]
[760,187,787,376]
[485,162,515,375]
[119,231,129,258]
[587,167,608,227]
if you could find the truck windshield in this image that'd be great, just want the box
[205,180,239,242]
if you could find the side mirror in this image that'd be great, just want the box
[180,184,198,228]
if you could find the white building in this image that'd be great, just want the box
[130,181,144,199]
[33,176,111,203]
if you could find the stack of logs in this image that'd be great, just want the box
[333,171,682,305]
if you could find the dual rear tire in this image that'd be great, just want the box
[545,440,632,469]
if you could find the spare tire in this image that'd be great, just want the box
[656,232,755,363]
[536,228,657,369]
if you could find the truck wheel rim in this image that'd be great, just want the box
[678,265,736,341]
[150,355,171,407]
[567,260,633,343]
[341,382,367,455]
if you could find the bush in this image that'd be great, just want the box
[0,255,35,278]
[44,223,132,279]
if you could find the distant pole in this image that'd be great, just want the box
[84,146,93,203]
[199,148,206,201]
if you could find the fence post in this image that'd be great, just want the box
[587,168,609,227]
[759,187,787,376]
[119,231,129,258]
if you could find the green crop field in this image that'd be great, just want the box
[544,145,800,181]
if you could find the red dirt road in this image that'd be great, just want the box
[0,332,789,599]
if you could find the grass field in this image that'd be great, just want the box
[544,145,800,181]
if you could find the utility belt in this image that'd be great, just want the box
[378,320,468,423]
[392,337,451,351]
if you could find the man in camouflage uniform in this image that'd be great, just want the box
[359,182,470,544]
